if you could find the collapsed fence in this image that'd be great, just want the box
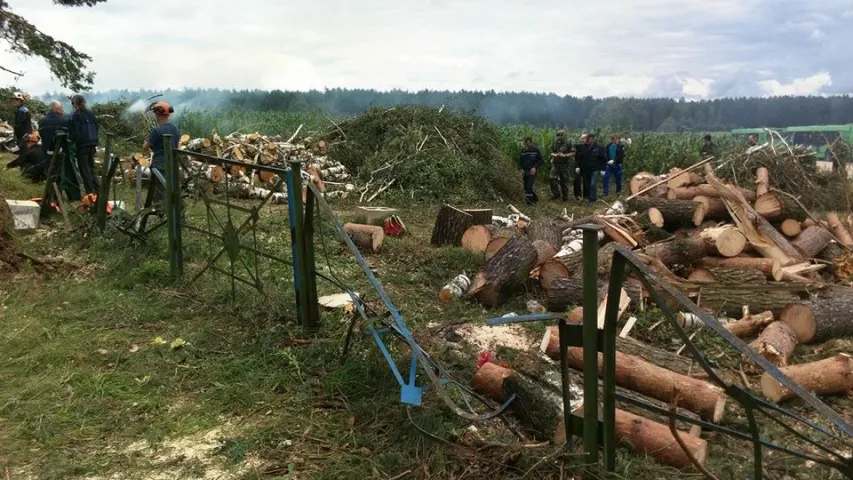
[50,132,853,479]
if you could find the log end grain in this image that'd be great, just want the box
[781,219,803,238]
[780,304,816,344]
[539,259,569,290]
[461,225,492,254]
[760,353,853,403]
[485,237,510,261]
[687,267,715,283]
[471,362,513,401]
[648,207,665,228]
[532,240,558,266]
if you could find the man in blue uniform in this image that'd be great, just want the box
[603,134,625,197]
[10,91,32,151]
[69,94,101,194]
[518,136,543,205]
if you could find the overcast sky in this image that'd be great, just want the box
[2,0,851,99]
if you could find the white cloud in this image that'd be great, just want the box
[759,72,833,96]
[0,0,850,98]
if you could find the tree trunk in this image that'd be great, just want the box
[484,227,520,261]
[430,205,473,246]
[531,240,557,267]
[463,208,493,226]
[726,310,775,338]
[642,235,707,267]
[694,286,801,317]
[692,195,729,225]
[761,354,853,403]
[546,276,604,312]
[699,225,746,257]
[755,167,770,197]
[827,213,853,247]
[468,235,539,308]
[790,226,834,258]
[754,193,807,222]
[780,297,853,344]
[627,197,697,227]
[697,256,783,281]
[668,184,756,202]
[780,219,802,238]
[461,225,492,254]
[554,241,619,278]
[343,223,384,253]
[526,219,564,250]
[743,321,798,373]
[706,267,767,285]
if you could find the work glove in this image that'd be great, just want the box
[607,160,614,166]
[575,168,580,174]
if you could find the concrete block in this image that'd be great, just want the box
[6,200,40,230]
[354,206,398,224]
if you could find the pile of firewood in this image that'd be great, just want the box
[430,157,853,471]
[121,129,355,201]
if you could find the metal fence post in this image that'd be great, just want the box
[602,252,627,473]
[288,160,311,327]
[302,183,321,330]
[163,135,183,280]
[96,134,113,231]
[580,224,603,467]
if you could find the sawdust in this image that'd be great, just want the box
[456,323,537,352]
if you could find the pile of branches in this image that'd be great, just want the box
[324,105,520,203]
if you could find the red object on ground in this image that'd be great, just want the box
[476,350,494,368]
[383,215,406,237]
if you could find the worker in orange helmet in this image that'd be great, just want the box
[142,101,180,205]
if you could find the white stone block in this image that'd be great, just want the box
[6,200,40,230]
[354,206,398,223]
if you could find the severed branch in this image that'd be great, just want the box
[285,124,303,144]
[0,64,24,76]
[669,389,719,480]
[366,179,395,203]
[770,187,850,251]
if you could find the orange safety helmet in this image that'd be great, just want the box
[77,193,112,214]
[25,132,40,146]
[147,101,174,116]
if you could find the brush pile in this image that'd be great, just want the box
[323,105,520,203]
[429,149,853,472]
[0,121,19,152]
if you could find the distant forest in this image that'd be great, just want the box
[50,88,853,132]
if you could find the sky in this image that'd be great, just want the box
[2,0,851,99]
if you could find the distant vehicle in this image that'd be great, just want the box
[781,125,853,161]
[729,128,771,144]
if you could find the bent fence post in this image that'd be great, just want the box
[163,134,183,281]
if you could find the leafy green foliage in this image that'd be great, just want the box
[0,0,106,90]
[0,86,47,122]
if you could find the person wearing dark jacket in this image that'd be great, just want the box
[603,134,626,196]
[143,101,180,206]
[69,94,100,194]
[38,101,69,163]
[578,134,607,202]
[572,132,587,200]
[6,133,43,182]
[549,129,574,201]
[518,137,543,205]
[700,134,718,158]
[10,91,32,151]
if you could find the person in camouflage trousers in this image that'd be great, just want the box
[549,129,574,201]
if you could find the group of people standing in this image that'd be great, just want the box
[7,91,179,205]
[518,130,625,206]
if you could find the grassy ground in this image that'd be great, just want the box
[0,158,850,480]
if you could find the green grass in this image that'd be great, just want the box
[0,152,847,480]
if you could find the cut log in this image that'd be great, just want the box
[693,286,801,318]
[546,276,604,312]
[698,225,746,258]
[803,218,817,228]
[642,235,706,267]
[627,197,697,227]
[780,219,802,238]
[539,259,569,290]
[430,205,473,246]
[630,172,668,198]
[438,273,471,304]
[485,237,510,262]
[463,208,493,226]
[790,226,834,259]
[743,321,798,373]
[594,218,638,248]
[705,267,766,285]
[526,219,565,250]
[754,215,803,263]
[827,213,853,247]
[343,223,384,253]
[754,193,807,222]
[468,235,539,308]
[687,267,715,283]
[755,167,770,197]
[726,310,775,338]
[611,406,709,469]
[692,195,729,225]
[531,240,557,267]
[780,298,853,344]
[668,184,757,202]
[554,242,619,278]
[461,225,492,254]
[648,207,664,228]
[761,354,853,403]
[667,168,703,189]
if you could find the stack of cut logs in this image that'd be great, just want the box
[122,131,355,201]
[430,161,853,471]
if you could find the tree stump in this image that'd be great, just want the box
[463,208,493,226]
[430,205,473,246]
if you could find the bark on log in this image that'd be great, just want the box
[343,223,384,253]
[755,167,770,197]
[546,276,604,312]
[630,172,669,198]
[754,193,807,222]
[827,213,853,247]
[780,219,802,238]
[554,242,618,278]
[468,235,539,308]
[780,298,853,344]
[699,225,746,257]
[761,354,853,403]
[627,197,697,227]
[694,286,801,317]
[697,257,781,281]
[692,195,729,225]
[539,259,570,290]
[531,240,557,267]
[706,267,767,285]
[485,237,510,262]
[790,226,834,259]
[461,225,492,254]
[726,310,775,338]
[668,184,757,202]
[642,235,707,268]
[430,205,473,246]
[754,215,803,263]
[526,219,565,251]
[743,321,798,373]
[612,405,709,469]
[463,208,493,226]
